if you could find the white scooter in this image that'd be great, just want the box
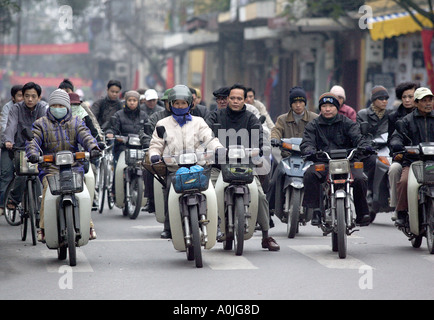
[215,145,259,256]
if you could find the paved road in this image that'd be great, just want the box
[1,206,433,301]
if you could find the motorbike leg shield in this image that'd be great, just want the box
[154,178,166,224]
[84,169,95,204]
[201,182,217,250]
[408,162,422,235]
[115,152,128,208]
[44,186,60,249]
[75,184,91,247]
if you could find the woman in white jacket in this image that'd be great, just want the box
[148,85,223,238]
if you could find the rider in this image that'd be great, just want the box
[301,92,372,226]
[387,82,419,216]
[106,90,149,196]
[206,83,280,251]
[148,85,223,238]
[267,86,318,218]
[389,87,434,226]
[26,89,101,242]
[1,82,47,211]
[91,80,123,131]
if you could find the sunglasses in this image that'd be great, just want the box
[377,97,389,101]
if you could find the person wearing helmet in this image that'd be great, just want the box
[148,85,223,238]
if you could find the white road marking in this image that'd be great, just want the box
[288,245,370,269]
[202,250,258,270]
[42,249,93,273]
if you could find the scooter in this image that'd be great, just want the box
[114,134,145,219]
[369,133,393,222]
[143,126,218,268]
[271,137,313,238]
[316,148,363,259]
[215,145,260,256]
[396,142,434,253]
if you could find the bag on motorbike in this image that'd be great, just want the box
[173,165,210,193]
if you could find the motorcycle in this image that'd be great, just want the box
[215,145,260,256]
[368,133,393,222]
[114,134,145,219]
[143,126,218,268]
[395,142,434,253]
[272,137,313,238]
[315,148,364,259]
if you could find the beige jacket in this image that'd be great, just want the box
[149,115,223,167]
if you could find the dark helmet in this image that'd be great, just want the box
[167,85,193,111]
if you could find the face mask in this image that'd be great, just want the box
[50,107,68,119]
[171,105,190,116]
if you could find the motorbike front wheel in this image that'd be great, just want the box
[336,198,347,259]
[65,204,77,267]
[287,188,301,238]
[97,157,107,214]
[234,195,245,256]
[125,175,144,220]
[187,205,203,268]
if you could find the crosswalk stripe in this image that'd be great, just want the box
[42,249,94,273]
[202,250,258,270]
[288,245,370,269]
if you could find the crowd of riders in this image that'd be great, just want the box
[1,77,433,252]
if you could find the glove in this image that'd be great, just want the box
[270,138,280,147]
[392,144,405,153]
[151,155,161,164]
[28,155,39,164]
[97,142,106,150]
[90,149,101,159]
[364,146,375,154]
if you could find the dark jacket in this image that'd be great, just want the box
[301,114,370,158]
[26,108,98,180]
[206,106,263,150]
[139,108,171,148]
[387,103,414,144]
[3,101,47,148]
[356,105,391,139]
[390,108,434,167]
[91,97,123,131]
[107,106,149,154]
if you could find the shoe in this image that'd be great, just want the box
[395,211,407,227]
[216,226,223,241]
[144,200,155,214]
[311,210,322,226]
[160,230,171,239]
[261,237,280,251]
[355,214,371,226]
[90,228,97,240]
[37,229,45,243]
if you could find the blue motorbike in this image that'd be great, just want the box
[272,137,313,238]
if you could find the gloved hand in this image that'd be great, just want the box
[28,155,39,164]
[392,144,405,153]
[151,155,161,164]
[270,138,280,147]
[97,142,106,150]
[364,146,375,154]
[304,150,317,162]
[90,148,101,159]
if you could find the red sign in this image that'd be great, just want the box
[421,30,434,91]
[0,42,89,55]
[9,76,92,88]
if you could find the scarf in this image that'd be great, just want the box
[371,104,386,119]
[171,106,192,127]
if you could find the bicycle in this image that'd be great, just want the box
[4,148,41,245]
[96,139,115,213]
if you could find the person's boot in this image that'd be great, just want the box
[311,209,322,226]
[143,199,155,213]
[395,211,407,227]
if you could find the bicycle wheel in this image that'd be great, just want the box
[4,178,21,226]
[107,158,115,210]
[27,180,37,246]
[98,157,107,214]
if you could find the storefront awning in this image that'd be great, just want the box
[367,0,434,41]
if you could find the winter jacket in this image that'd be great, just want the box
[387,103,414,144]
[91,97,123,131]
[301,114,370,158]
[2,101,47,148]
[389,108,434,167]
[356,105,391,139]
[205,105,264,151]
[149,115,223,171]
[272,110,318,157]
[139,109,171,147]
[339,104,357,122]
[26,108,98,180]
[140,104,165,117]
[106,106,149,155]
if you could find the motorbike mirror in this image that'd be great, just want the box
[395,120,404,133]
[156,126,166,139]
[258,115,266,124]
[22,128,34,141]
[359,122,369,136]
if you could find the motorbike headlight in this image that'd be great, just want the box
[422,145,434,155]
[178,153,197,165]
[329,159,350,174]
[128,136,141,146]
[55,152,74,166]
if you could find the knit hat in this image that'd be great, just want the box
[371,85,389,101]
[318,92,340,109]
[330,85,346,100]
[68,92,81,105]
[49,89,70,109]
[124,90,140,101]
[289,86,307,106]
